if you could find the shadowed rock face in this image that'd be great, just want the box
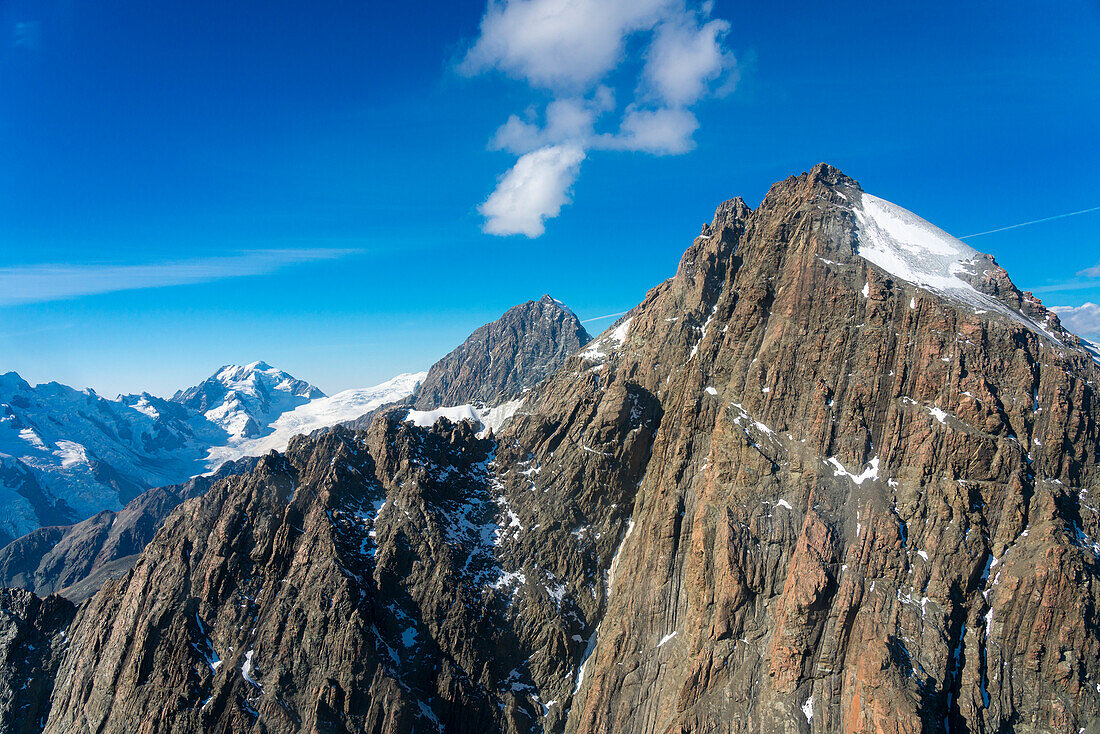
[35,165,1100,734]
[0,588,74,734]
[412,295,592,410]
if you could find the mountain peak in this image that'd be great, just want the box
[808,160,858,186]
[0,371,31,393]
[707,196,752,232]
[412,296,591,410]
[17,166,1100,734]
[536,294,571,311]
[173,363,325,440]
[527,294,575,317]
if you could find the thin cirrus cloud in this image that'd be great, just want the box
[1028,261,1100,295]
[0,248,357,307]
[461,0,737,238]
[1079,262,1100,279]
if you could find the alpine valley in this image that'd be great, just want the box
[3,165,1099,734]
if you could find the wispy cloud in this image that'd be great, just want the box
[1026,262,1100,295]
[0,322,74,339]
[959,204,1100,239]
[461,0,737,237]
[12,21,41,50]
[0,249,357,307]
[1079,262,1100,279]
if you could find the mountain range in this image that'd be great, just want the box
[0,360,422,545]
[2,165,1099,734]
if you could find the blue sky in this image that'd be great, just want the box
[1,0,1098,397]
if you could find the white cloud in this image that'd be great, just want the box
[464,0,737,236]
[599,106,699,154]
[479,144,586,237]
[1050,302,1100,340]
[461,0,674,91]
[491,93,613,154]
[643,17,734,106]
[0,249,356,307]
[1029,262,1100,294]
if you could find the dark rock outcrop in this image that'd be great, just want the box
[29,165,1100,734]
[0,588,74,734]
[412,295,592,410]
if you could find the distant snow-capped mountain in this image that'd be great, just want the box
[204,371,427,467]
[0,372,224,544]
[171,361,325,441]
[0,365,421,542]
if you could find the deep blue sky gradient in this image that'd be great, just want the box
[1,0,1098,395]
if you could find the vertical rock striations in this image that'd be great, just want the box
[562,164,1100,734]
[35,165,1100,734]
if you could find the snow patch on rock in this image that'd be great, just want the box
[854,192,1064,346]
[580,317,633,362]
[403,396,525,438]
[827,456,879,485]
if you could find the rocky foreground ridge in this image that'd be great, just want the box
[7,164,1100,734]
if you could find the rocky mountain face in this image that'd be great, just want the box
[18,165,1100,734]
[552,167,1100,734]
[0,588,74,734]
[341,296,591,434]
[412,295,591,410]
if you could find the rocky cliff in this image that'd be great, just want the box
[0,588,74,734]
[29,165,1100,733]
